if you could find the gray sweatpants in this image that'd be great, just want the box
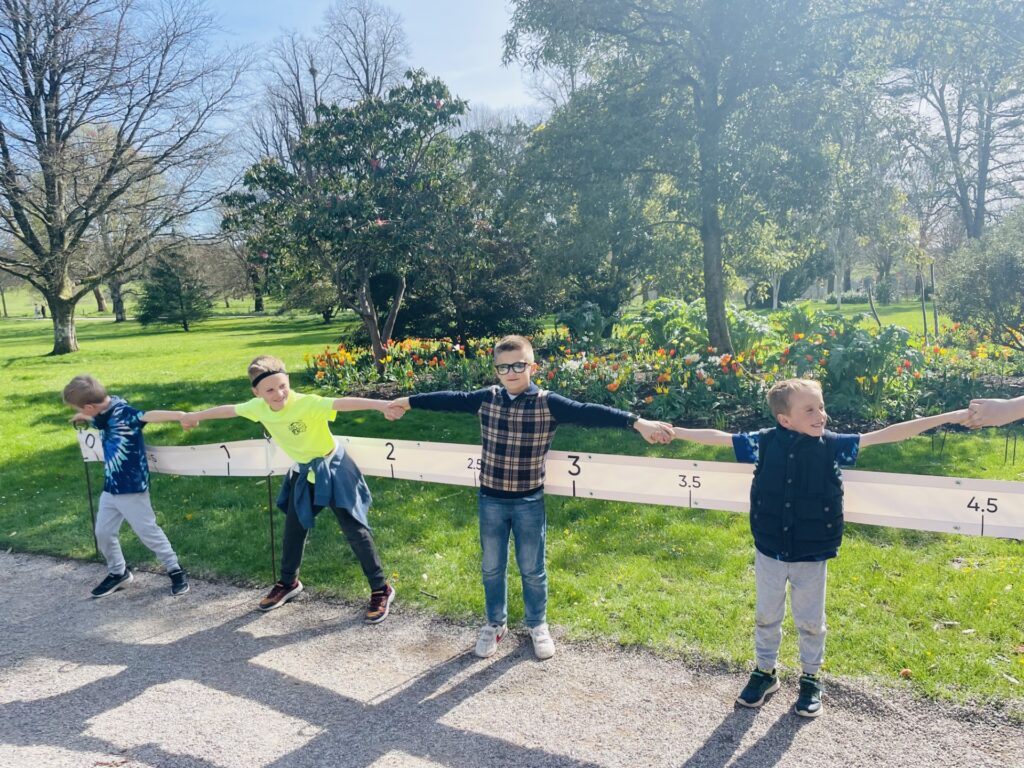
[96,491,179,575]
[754,549,827,675]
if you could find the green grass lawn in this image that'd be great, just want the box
[805,299,948,337]
[0,285,279,320]
[1,313,1022,714]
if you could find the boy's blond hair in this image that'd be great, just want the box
[63,374,107,408]
[248,354,287,385]
[493,335,534,359]
[766,378,822,417]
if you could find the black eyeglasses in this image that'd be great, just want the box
[494,361,530,374]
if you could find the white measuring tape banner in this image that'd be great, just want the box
[75,431,1024,539]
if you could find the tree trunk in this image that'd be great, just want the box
[48,296,79,354]
[918,266,928,344]
[93,287,108,313]
[696,99,733,354]
[929,263,939,337]
[248,265,265,312]
[381,274,406,345]
[109,278,126,322]
[842,267,852,292]
[0,284,7,318]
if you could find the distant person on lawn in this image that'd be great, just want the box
[182,355,396,623]
[64,374,190,598]
[668,378,965,717]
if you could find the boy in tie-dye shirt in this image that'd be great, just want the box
[64,374,190,598]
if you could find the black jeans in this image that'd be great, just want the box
[279,498,386,591]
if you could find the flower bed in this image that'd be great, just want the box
[304,304,1023,431]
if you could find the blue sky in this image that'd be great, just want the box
[209,0,535,111]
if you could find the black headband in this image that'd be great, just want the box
[251,369,285,387]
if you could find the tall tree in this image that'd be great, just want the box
[325,0,409,101]
[225,71,468,367]
[137,246,213,332]
[0,0,242,353]
[505,0,842,353]
[890,0,1024,239]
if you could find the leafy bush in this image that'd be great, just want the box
[557,301,610,343]
[620,298,773,355]
[944,211,1024,354]
[774,305,924,419]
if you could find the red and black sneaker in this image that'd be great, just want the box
[365,584,395,624]
[258,579,303,612]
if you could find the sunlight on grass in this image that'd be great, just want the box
[0,314,1021,711]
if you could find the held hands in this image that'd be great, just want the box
[69,412,91,426]
[180,413,199,431]
[634,418,675,445]
[964,398,1020,428]
[383,398,410,421]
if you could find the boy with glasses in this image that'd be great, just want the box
[386,335,673,660]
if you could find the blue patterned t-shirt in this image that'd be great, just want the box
[91,396,149,494]
[731,428,860,467]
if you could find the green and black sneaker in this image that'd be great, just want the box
[736,668,780,708]
[795,673,824,717]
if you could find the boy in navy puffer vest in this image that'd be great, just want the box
[670,378,964,717]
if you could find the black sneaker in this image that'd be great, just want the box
[796,673,824,717]
[364,584,395,624]
[91,568,134,598]
[169,568,189,596]
[736,668,780,707]
[259,579,303,611]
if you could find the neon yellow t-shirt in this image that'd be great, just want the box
[235,391,337,463]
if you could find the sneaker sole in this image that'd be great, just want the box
[171,584,190,596]
[795,702,824,718]
[91,571,134,598]
[735,679,781,707]
[364,587,396,624]
[258,583,303,612]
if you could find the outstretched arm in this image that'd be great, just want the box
[859,409,966,448]
[141,410,188,424]
[672,426,734,447]
[181,405,238,430]
[332,397,390,415]
[964,396,1024,428]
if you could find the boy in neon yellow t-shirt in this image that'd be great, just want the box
[184,355,396,622]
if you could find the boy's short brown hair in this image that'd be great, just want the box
[493,335,534,359]
[248,354,287,385]
[63,374,107,408]
[766,378,823,417]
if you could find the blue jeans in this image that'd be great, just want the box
[478,490,547,628]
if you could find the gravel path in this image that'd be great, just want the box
[1,551,1021,768]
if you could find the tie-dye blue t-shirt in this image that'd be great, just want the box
[91,396,149,494]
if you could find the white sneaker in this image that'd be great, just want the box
[474,622,507,658]
[529,623,555,660]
